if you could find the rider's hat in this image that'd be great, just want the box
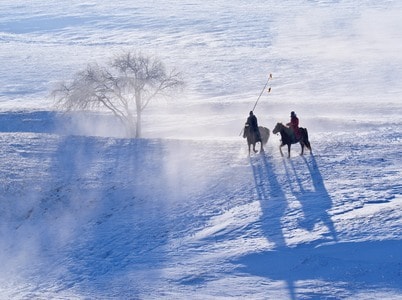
[291,111,296,117]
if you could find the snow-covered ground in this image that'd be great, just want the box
[1,1,401,299]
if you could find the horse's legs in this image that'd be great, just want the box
[306,141,312,153]
[301,130,312,154]
[279,144,284,157]
[300,142,305,156]
[287,144,291,158]
[252,143,258,153]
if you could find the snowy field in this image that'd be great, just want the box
[1,1,402,299]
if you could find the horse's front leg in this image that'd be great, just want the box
[253,143,258,153]
[279,144,284,157]
[300,142,305,156]
[287,144,291,158]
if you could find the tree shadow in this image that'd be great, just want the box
[45,137,171,296]
[237,154,402,299]
[4,134,171,297]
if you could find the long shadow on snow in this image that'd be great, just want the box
[36,136,171,297]
[0,111,57,133]
[236,239,402,299]
[236,154,402,299]
[282,154,338,243]
[249,153,287,249]
[0,110,125,137]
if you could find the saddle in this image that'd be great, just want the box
[290,131,301,143]
[254,128,262,142]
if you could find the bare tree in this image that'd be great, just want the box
[52,51,184,137]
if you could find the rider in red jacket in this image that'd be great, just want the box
[286,111,301,141]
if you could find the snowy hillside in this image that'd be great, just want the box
[0,110,401,299]
[1,1,402,299]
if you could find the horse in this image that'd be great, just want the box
[243,125,270,155]
[272,122,311,158]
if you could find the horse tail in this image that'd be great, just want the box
[303,128,311,150]
[304,127,309,140]
[260,127,270,145]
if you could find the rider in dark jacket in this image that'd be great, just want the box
[246,111,261,142]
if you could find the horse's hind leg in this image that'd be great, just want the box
[253,146,258,153]
[260,142,264,153]
[306,141,312,153]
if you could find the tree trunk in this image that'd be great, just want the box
[135,91,142,138]
[136,110,141,138]
[126,117,136,138]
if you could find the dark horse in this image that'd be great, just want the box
[243,125,270,155]
[272,122,311,158]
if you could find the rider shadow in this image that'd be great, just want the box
[283,155,338,244]
[238,154,339,299]
[237,154,402,298]
[248,154,297,298]
[250,153,288,249]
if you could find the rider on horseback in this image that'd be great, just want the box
[246,111,261,142]
[286,111,301,142]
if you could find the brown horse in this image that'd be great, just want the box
[272,122,311,158]
[243,125,270,155]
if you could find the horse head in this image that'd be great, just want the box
[272,122,283,135]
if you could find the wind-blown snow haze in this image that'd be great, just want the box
[1,1,401,299]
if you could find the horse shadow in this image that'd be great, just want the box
[235,154,337,299]
[234,238,402,299]
[236,154,402,298]
[249,153,288,249]
[249,153,337,249]
[282,154,338,244]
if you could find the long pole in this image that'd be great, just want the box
[239,74,272,136]
[252,73,272,112]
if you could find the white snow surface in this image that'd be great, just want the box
[1,1,402,299]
